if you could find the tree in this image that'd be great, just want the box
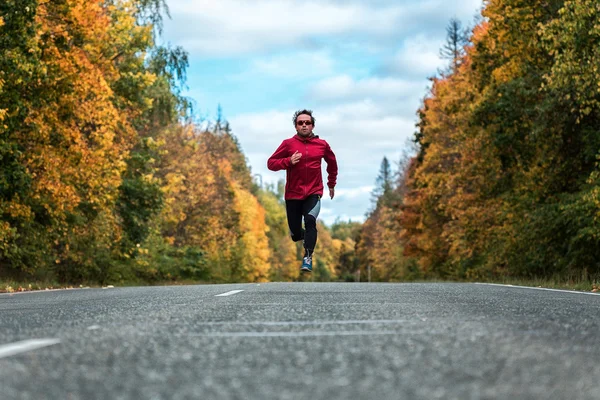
[439,18,469,74]
[231,182,271,282]
[397,0,600,282]
[257,187,299,281]
[371,156,394,211]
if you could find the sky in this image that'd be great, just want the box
[161,0,483,225]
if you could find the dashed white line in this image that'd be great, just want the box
[194,319,409,326]
[215,290,244,297]
[0,338,61,359]
[194,330,399,338]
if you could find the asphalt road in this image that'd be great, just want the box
[1,282,599,399]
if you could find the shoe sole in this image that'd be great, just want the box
[300,267,312,272]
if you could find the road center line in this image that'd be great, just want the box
[193,330,399,338]
[0,338,61,359]
[193,319,409,326]
[215,290,244,297]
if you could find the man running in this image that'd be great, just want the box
[267,109,338,273]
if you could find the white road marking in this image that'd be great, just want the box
[87,325,101,330]
[195,319,409,326]
[194,330,399,338]
[476,283,600,296]
[215,290,244,297]
[0,339,61,359]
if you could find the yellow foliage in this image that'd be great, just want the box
[257,190,299,281]
[16,0,139,238]
[233,183,272,282]
[156,125,242,278]
[4,199,32,219]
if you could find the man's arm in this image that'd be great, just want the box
[324,143,338,198]
[267,141,291,171]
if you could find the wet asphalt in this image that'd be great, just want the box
[1,282,599,399]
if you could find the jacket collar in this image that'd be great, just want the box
[294,133,318,142]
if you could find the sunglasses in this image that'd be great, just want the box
[296,120,313,126]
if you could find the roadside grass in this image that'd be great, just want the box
[0,280,84,294]
[0,279,211,293]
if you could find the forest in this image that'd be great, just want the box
[1,0,598,287]
[358,0,600,284]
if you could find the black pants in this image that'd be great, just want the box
[285,194,321,257]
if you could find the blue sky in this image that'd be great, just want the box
[161,0,483,225]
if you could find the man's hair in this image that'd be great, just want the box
[293,109,315,126]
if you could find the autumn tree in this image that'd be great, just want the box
[0,0,332,285]
[0,0,191,283]
[257,185,299,281]
[357,155,416,281]
[397,0,600,282]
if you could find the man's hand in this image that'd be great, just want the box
[290,151,302,165]
[329,187,335,199]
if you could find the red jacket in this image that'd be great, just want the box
[267,134,338,200]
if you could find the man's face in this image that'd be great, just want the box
[295,114,314,137]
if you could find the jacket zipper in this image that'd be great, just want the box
[304,142,308,198]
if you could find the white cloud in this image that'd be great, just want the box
[163,0,484,223]
[379,35,447,78]
[163,0,483,56]
[229,100,415,224]
[335,185,374,199]
[254,52,334,77]
[308,75,424,102]
[230,101,415,184]
[164,0,406,55]
[229,51,335,81]
[318,205,367,225]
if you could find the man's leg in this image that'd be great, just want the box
[302,195,321,258]
[285,200,304,243]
